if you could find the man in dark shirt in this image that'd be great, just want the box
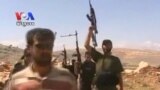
[84,26,124,90]
[81,51,95,90]
[10,48,32,75]
[67,59,78,79]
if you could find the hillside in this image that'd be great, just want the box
[0,44,23,64]
[0,44,160,89]
[0,44,160,67]
[55,48,160,68]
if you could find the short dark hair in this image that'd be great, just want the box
[26,28,55,46]
[102,39,112,46]
[102,39,113,52]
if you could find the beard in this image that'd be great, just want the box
[33,55,52,66]
[103,48,111,54]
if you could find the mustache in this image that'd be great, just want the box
[41,53,52,57]
[34,55,52,66]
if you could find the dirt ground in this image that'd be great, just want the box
[123,66,160,90]
[0,62,160,90]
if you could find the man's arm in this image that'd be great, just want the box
[84,26,94,52]
[84,26,102,62]
[114,57,123,90]
[117,73,123,90]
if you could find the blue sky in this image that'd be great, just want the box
[0,0,160,51]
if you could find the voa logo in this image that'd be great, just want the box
[15,12,35,27]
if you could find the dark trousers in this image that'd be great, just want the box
[81,79,92,90]
[96,86,117,90]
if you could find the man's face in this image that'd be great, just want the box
[30,37,53,66]
[102,43,112,54]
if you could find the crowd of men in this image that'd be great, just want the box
[2,26,124,90]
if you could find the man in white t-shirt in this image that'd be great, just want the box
[4,28,77,90]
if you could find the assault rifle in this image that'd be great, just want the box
[62,45,67,67]
[61,31,81,74]
[75,31,81,64]
[86,0,98,47]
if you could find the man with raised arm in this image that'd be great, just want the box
[84,26,124,90]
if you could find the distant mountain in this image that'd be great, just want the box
[55,48,160,67]
[112,48,160,66]
[0,44,23,64]
[0,44,159,67]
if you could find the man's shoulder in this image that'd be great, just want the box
[12,66,33,80]
[44,67,76,90]
[50,67,74,77]
[88,60,95,65]
[110,55,120,60]
[91,47,103,55]
[42,79,75,90]
[50,67,76,81]
[52,66,70,72]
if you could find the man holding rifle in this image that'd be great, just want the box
[85,0,123,89]
[84,26,124,90]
